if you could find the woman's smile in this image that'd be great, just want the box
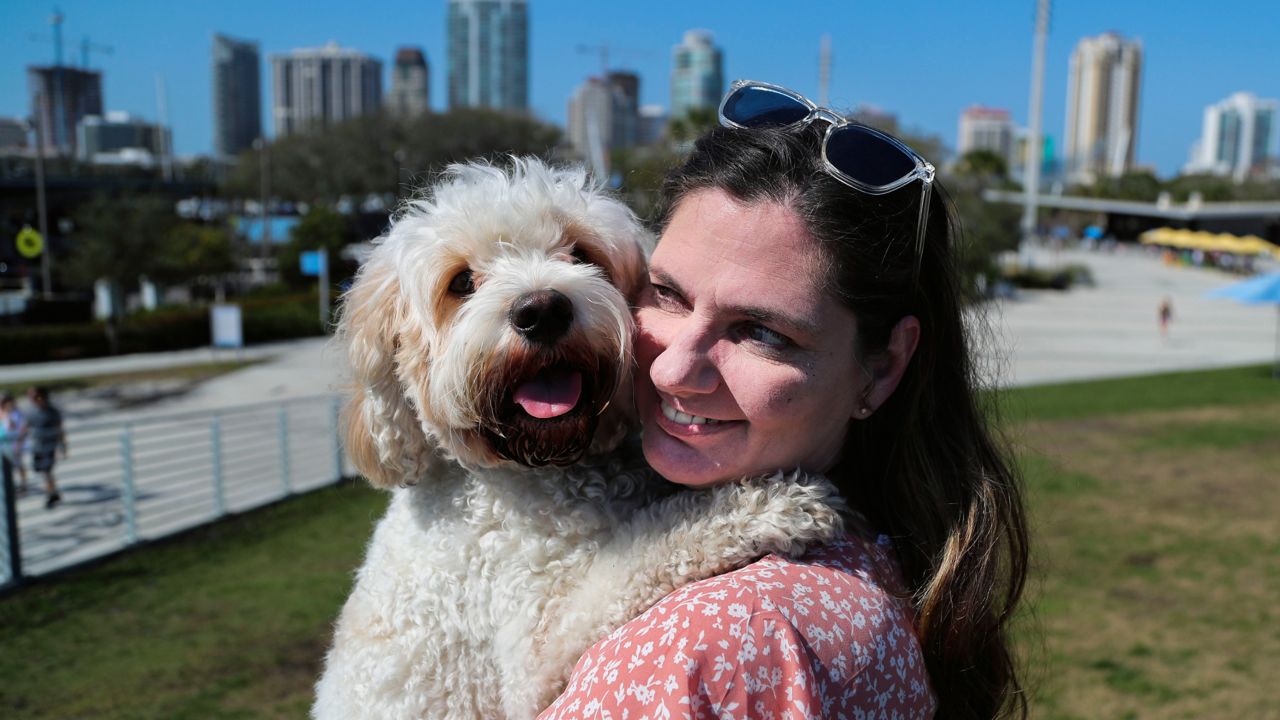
[634,188,862,487]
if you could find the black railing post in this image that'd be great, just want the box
[1,455,22,585]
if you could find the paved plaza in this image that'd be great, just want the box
[990,246,1277,386]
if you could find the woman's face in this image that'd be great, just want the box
[635,188,864,488]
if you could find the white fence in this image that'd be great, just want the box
[0,394,353,586]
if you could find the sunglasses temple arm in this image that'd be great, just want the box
[914,179,933,282]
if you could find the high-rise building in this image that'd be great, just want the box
[568,72,640,169]
[447,0,528,111]
[1184,92,1277,183]
[0,118,27,150]
[389,47,431,117]
[27,65,103,156]
[637,104,668,146]
[77,111,170,165]
[958,106,1015,170]
[670,30,723,121]
[1063,32,1143,184]
[605,71,639,149]
[270,42,383,137]
[212,34,262,158]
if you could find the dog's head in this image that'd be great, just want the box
[337,158,653,487]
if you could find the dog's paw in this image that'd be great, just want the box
[687,470,847,564]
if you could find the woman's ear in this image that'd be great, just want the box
[860,315,921,416]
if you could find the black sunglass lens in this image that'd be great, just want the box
[826,126,917,187]
[723,86,810,127]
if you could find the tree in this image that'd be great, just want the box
[222,109,563,203]
[154,223,239,290]
[64,194,179,297]
[666,107,717,146]
[953,149,1009,182]
[278,205,353,288]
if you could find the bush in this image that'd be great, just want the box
[0,295,329,365]
[1001,263,1094,291]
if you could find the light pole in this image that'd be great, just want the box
[1020,0,1051,265]
[253,137,271,260]
[28,96,52,300]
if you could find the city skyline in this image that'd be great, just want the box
[1,0,1277,177]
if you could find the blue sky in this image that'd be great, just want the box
[1,0,1276,177]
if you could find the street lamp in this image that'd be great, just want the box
[253,137,271,260]
[23,96,53,300]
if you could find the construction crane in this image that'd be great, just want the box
[79,36,114,69]
[574,44,651,75]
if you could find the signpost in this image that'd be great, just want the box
[300,249,330,328]
[15,226,43,259]
[210,304,244,350]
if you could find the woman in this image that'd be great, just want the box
[540,82,1029,719]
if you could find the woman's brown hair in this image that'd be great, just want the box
[659,125,1029,719]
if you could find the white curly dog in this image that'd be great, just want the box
[313,158,846,719]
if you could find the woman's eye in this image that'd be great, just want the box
[448,269,475,296]
[649,282,684,311]
[739,322,791,349]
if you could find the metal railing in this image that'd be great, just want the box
[0,394,353,587]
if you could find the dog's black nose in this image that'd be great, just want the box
[510,289,573,344]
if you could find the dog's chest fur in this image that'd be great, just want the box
[316,457,674,719]
[314,456,846,720]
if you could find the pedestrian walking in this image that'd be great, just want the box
[0,393,30,493]
[26,386,66,509]
[1158,296,1173,340]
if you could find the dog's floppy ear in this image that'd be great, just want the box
[337,249,436,489]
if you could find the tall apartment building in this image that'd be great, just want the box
[1063,32,1143,184]
[957,106,1016,170]
[28,65,103,156]
[271,42,383,137]
[77,111,170,165]
[670,30,723,121]
[389,47,431,117]
[1185,92,1277,182]
[447,0,528,111]
[212,34,262,157]
[568,72,640,170]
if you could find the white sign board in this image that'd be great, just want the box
[210,304,244,349]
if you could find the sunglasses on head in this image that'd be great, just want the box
[718,80,936,268]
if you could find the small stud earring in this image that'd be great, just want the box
[859,407,871,417]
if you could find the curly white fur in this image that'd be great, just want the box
[313,158,847,719]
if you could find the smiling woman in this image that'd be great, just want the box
[635,189,873,488]
[541,86,1029,720]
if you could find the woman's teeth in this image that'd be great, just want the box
[661,401,720,425]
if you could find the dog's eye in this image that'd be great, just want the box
[570,247,593,266]
[448,269,475,296]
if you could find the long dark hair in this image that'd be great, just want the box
[659,125,1029,719]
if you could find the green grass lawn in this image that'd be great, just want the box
[0,481,387,720]
[1005,364,1280,719]
[1,364,1277,719]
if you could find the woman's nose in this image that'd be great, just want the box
[646,321,720,397]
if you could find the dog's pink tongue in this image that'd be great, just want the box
[513,368,583,419]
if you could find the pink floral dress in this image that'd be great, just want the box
[539,528,937,720]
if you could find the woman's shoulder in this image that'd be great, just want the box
[539,531,936,719]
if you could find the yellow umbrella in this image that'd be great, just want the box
[1165,229,1199,248]
[1238,235,1279,255]
[1140,227,1172,245]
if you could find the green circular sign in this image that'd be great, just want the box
[16,226,43,259]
